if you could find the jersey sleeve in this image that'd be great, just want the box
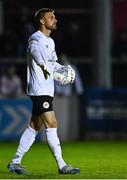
[27,36,45,65]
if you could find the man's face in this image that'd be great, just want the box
[41,12,57,31]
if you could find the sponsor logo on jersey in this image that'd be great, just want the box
[48,59,56,62]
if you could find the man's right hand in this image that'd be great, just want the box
[39,64,50,79]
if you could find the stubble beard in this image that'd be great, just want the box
[47,23,57,31]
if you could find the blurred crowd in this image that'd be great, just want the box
[0,66,24,98]
[0,0,127,98]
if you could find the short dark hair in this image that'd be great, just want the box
[35,8,54,27]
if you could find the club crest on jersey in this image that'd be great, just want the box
[43,102,49,109]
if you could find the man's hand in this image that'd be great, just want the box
[67,65,76,83]
[39,64,50,79]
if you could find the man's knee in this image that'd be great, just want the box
[48,120,57,128]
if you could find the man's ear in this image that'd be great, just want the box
[40,19,44,25]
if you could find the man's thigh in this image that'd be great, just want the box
[30,95,53,116]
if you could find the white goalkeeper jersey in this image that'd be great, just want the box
[27,30,59,97]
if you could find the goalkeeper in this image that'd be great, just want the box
[7,8,80,175]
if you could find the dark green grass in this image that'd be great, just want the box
[1,140,127,179]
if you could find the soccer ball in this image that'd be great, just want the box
[53,66,72,86]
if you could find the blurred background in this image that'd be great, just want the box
[0,0,127,142]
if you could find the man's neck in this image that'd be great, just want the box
[38,27,51,37]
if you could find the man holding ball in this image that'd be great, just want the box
[7,8,80,175]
